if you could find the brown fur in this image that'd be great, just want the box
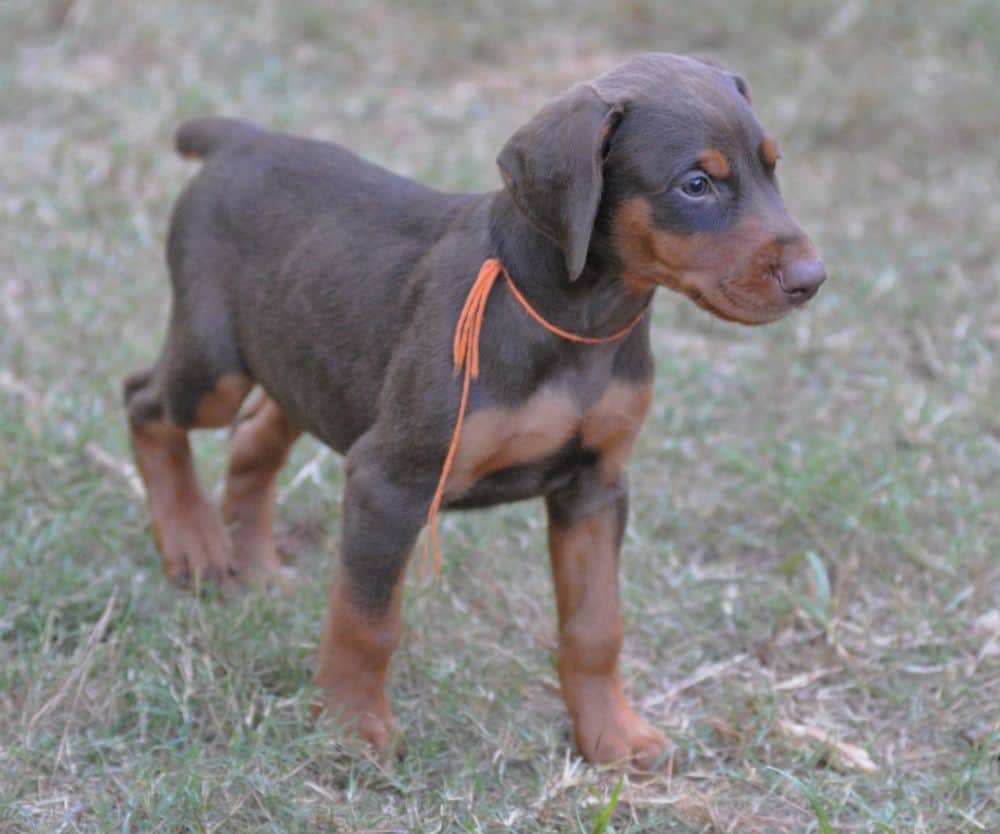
[123,52,824,769]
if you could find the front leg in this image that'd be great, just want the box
[546,475,669,770]
[315,433,427,756]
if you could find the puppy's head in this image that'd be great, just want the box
[498,53,825,325]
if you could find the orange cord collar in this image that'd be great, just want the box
[423,257,648,576]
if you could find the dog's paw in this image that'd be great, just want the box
[313,693,406,760]
[574,703,671,772]
[355,711,406,760]
[227,533,288,590]
[152,498,242,593]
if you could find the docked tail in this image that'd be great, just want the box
[175,117,260,160]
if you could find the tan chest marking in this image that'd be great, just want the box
[581,380,653,482]
[445,380,653,498]
[445,389,580,499]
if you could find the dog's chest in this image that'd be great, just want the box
[443,376,652,505]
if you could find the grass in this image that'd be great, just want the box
[1,0,998,831]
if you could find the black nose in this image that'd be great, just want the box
[780,258,826,302]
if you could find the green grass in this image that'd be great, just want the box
[1,0,998,831]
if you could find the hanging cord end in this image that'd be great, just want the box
[423,258,504,578]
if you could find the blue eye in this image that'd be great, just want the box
[681,175,710,197]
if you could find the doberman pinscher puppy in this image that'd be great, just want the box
[124,53,825,769]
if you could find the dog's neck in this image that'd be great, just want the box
[487,191,653,338]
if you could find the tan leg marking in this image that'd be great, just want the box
[129,373,252,589]
[193,373,255,426]
[315,568,407,756]
[549,502,669,770]
[221,391,300,584]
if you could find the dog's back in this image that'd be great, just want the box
[168,117,468,291]
[163,118,478,443]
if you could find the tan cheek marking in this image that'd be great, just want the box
[581,381,653,481]
[615,197,698,293]
[617,197,723,297]
[445,389,580,498]
[193,373,253,427]
[615,197,800,325]
[760,135,779,167]
[698,148,731,179]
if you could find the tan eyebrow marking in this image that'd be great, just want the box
[760,135,780,167]
[697,148,731,179]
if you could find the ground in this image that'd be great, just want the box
[1,1,998,832]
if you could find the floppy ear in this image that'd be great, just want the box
[497,84,624,281]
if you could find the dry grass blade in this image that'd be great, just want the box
[24,592,117,748]
[775,719,878,774]
[649,654,749,706]
[0,369,42,409]
[277,447,332,504]
[83,441,146,500]
[347,830,413,834]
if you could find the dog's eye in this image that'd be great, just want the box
[680,175,710,198]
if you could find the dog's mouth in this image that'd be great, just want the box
[718,277,799,324]
[672,273,795,326]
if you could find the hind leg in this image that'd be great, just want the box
[124,361,252,590]
[221,391,301,584]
